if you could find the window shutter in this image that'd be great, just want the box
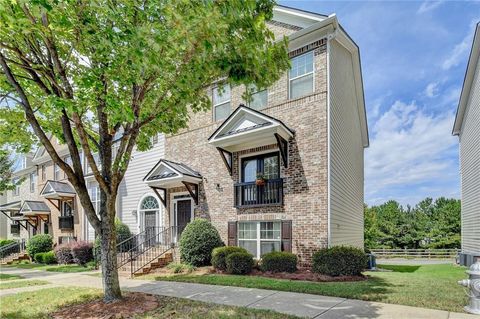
[228,221,237,246]
[281,220,292,252]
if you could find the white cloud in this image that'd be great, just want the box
[417,1,443,14]
[365,100,459,205]
[424,82,439,97]
[442,19,478,70]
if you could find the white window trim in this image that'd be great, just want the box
[247,85,268,110]
[170,192,194,243]
[30,172,36,193]
[137,193,163,234]
[238,221,282,259]
[288,51,315,99]
[54,163,61,181]
[213,85,231,121]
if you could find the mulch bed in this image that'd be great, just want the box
[51,292,158,319]
[247,268,367,282]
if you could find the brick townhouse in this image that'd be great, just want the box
[1,5,368,266]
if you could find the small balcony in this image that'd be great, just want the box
[234,178,283,208]
[59,215,74,230]
[10,224,20,235]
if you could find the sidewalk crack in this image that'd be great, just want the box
[312,298,348,318]
[245,291,279,308]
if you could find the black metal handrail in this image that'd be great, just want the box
[0,239,26,261]
[129,226,175,276]
[234,178,283,207]
[59,215,74,229]
[115,227,151,268]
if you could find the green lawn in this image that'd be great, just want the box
[0,280,49,290]
[0,273,23,281]
[4,262,95,273]
[142,264,468,312]
[0,287,298,319]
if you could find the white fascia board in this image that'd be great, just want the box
[288,15,338,51]
[453,23,480,136]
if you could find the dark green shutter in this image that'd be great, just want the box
[281,220,292,252]
[228,221,237,246]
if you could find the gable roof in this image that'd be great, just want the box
[20,200,51,215]
[0,201,22,212]
[453,22,480,136]
[208,105,294,152]
[40,180,76,198]
[144,159,202,183]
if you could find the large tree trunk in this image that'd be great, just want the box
[100,194,122,302]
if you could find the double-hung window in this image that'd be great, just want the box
[213,85,231,121]
[64,155,72,178]
[89,184,100,213]
[247,85,268,110]
[13,178,20,196]
[62,200,73,217]
[289,51,314,99]
[41,165,46,181]
[238,221,281,259]
[54,163,61,181]
[30,172,36,193]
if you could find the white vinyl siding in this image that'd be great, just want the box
[459,55,480,255]
[213,85,231,121]
[116,135,166,233]
[328,40,364,248]
[289,51,314,99]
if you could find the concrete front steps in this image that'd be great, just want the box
[1,252,29,265]
[118,249,173,277]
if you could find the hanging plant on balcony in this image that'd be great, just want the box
[256,172,266,186]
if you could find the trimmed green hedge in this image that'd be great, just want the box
[179,219,224,267]
[0,239,15,247]
[312,246,367,276]
[34,251,56,264]
[26,234,53,258]
[212,246,248,271]
[260,251,297,273]
[226,252,254,275]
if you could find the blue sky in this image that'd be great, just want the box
[281,0,480,206]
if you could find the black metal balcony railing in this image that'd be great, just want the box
[59,215,74,230]
[234,178,283,208]
[10,224,20,235]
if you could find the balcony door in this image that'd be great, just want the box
[241,152,280,205]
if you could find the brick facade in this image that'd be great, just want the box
[163,24,329,264]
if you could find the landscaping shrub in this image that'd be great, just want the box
[94,218,133,261]
[312,246,368,276]
[34,252,45,263]
[71,241,93,265]
[226,252,254,275]
[54,244,74,264]
[211,246,248,271]
[26,234,53,258]
[43,251,57,264]
[260,251,297,273]
[179,218,224,266]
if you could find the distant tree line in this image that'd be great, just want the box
[364,198,460,249]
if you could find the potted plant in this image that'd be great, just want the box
[256,172,266,186]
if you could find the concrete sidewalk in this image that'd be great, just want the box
[0,267,478,319]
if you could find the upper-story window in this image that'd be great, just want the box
[13,178,20,196]
[289,51,314,99]
[213,85,231,121]
[64,155,72,177]
[54,163,61,181]
[29,172,36,193]
[86,153,100,175]
[61,200,73,217]
[247,85,268,110]
[41,165,46,181]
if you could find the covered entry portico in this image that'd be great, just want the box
[143,159,202,242]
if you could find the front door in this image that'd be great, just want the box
[144,211,156,245]
[176,199,192,239]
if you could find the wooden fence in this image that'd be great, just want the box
[370,249,459,259]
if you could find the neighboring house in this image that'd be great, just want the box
[142,6,369,265]
[452,22,480,267]
[0,6,369,267]
[0,153,41,242]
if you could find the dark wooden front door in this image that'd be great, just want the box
[177,199,192,239]
[144,211,156,245]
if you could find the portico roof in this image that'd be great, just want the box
[143,159,202,188]
[20,200,51,216]
[208,105,294,152]
[40,180,76,199]
[0,201,21,212]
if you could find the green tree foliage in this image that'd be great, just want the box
[0,0,289,301]
[364,198,461,249]
[0,150,23,195]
